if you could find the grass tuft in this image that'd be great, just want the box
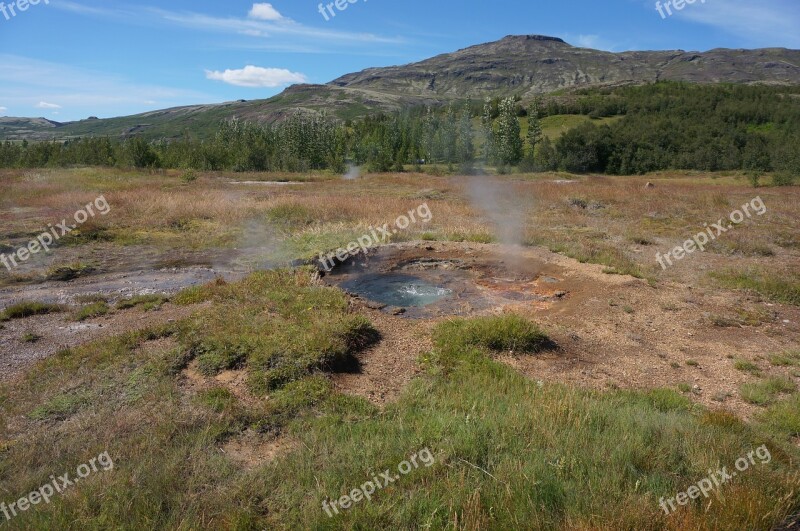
[74,302,110,322]
[734,359,762,376]
[434,314,551,354]
[1,301,64,320]
[711,270,800,306]
[117,294,169,311]
[740,377,797,406]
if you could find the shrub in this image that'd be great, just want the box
[771,172,796,187]
[181,170,198,183]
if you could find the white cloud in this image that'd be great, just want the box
[51,2,404,48]
[0,106,7,112]
[205,65,307,88]
[573,34,616,51]
[159,9,403,45]
[248,3,283,21]
[36,101,62,109]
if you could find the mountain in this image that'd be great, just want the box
[332,35,800,98]
[3,35,800,141]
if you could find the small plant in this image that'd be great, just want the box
[568,197,589,209]
[22,332,42,343]
[677,382,692,393]
[670,362,681,369]
[769,351,800,367]
[74,302,110,322]
[46,263,94,281]
[628,235,654,246]
[181,170,198,183]
[686,360,699,367]
[117,294,169,311]
[734,359,762,376]
[622,305,635,314]
[197,388,236,413]
[712,391,731,402]
[709,314,740,328]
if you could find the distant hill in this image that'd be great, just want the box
[3,35,799,141]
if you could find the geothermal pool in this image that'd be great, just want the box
[323,242,570,318]
[339,273,453,308]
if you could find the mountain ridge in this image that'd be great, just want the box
[3,35,800,141]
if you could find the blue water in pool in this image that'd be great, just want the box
[340,273,452,307]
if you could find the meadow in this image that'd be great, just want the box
[0,166,799,529]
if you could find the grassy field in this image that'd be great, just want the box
[1,167,799,529]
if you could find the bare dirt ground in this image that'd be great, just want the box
[0,302,199,382]
[330,307,434,405]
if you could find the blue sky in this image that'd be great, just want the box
[1,0,798,121]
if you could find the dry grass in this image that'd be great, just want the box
[1,168,798,289]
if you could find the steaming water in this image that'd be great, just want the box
[340,273,452,307]
[343,164,361,180]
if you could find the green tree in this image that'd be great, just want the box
[481,97,495,163]
[495,97,523,166]
[526,98,543,158]
[456,103,474,163]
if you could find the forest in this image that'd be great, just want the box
[1,82,798,180]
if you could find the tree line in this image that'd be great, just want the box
[0,82,798,179]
